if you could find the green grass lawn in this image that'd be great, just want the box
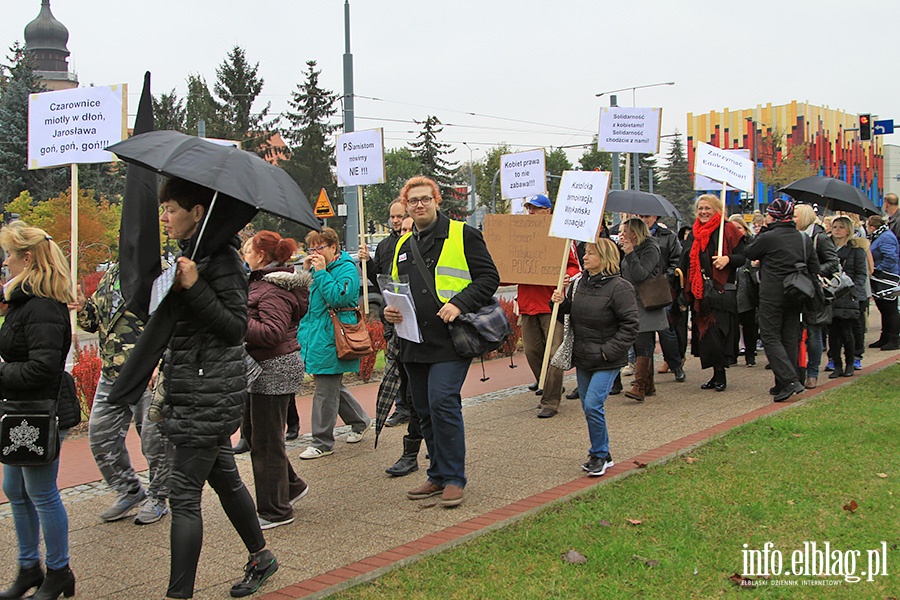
[338,365,900,599]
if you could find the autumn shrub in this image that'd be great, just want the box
[358,317,386,382]
[80,270,105,299]
[71,339,101,415]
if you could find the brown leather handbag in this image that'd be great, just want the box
[330,308,374,360]
[635,274,674,310]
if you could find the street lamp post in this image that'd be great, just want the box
[596,81,675,193]
[462,142,476,226]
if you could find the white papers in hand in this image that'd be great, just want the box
[149,268,177,315]
[382,290,422,343]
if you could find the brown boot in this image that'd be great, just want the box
[644,356,656,396]
[625,357,650,402]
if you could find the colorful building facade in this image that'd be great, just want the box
[687,101,884,208]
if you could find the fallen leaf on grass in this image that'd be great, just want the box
[877,473,888,478]
[562,549,587,564]
[632,554,659,567]
[787,500,795,505]
[685,456,699,464]
[626,519,642,526]
[634,460,648,468]
[598,519,611,527]
[842,500,859,513]
[791,433,803,438]
[729,573,755,586]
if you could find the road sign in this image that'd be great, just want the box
[874,119,894,135]
[314,188,334,218]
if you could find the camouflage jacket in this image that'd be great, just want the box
[76,264,145,378]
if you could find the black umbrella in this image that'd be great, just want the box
[779,176,879,216]
[605,190,682,219]
[106,130,321,231]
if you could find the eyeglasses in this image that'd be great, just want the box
[406,196,434,207]
[310,244,331,253]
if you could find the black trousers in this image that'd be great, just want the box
[758,299,802,388]
[166,438,265,599]
[829,318,856,366]
[246,393,307,522]
[738,309,759,358]
[874,296,900,337]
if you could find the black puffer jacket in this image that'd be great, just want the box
[558,272,639,371]
[744,221,820,302]
[0,285,73,423]
[162,238,248,448]
[832,240,868,320]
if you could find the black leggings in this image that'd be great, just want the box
[166,438,265,599]
[874,297,900,336]
[829,318,856,366]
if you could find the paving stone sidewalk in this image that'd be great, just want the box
[1,322,896,599]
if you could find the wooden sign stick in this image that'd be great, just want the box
[538,241,572,390]
[717,179,727,256]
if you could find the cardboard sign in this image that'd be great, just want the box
[28,84,127,169]
[500,148,547,199]
[484,214,568,286]
[597,107,662,154]
[548,170,611,243]
[336,128,385,187]
[694,148,750,191]
[693,142,754,192]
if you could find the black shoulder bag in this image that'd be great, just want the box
[407,234,511,359]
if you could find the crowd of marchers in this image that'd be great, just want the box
[1,178,898,599]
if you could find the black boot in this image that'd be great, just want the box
[609,372,623,395]
[385,437,421,477]
[880,334,900,351]
[24,565,74,600]
[0,564,43,599]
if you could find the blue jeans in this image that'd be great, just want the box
[576,369,617,458]
[2,431,69,570]
[404,359,471,489]
[805,324,824,379]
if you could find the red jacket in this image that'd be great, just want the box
[517,243,581,315]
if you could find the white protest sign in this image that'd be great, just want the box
[694,148,750,191]
[548,170,611,243]
[597,107,662,154]
[500,148,547,199]
[336,128,385,187]
[693,142,754,192]
[28,85,127,169]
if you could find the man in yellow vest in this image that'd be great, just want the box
[384,176,500,508]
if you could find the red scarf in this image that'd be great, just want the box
[689,214,724,300]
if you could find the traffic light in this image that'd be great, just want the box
[367,219,375,235]
[859,114,872,141]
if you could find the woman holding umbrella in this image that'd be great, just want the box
[866,215,900,350]
[679,194,747,391]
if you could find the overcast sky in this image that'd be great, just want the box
[4,0,900,168]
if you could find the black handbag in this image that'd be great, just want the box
[703,277,737,312]
[0,398,60,466]
[783,238,816,304]
[408,235,511,359]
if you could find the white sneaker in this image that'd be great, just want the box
[290,484,310,505]
[347,422,372,444]
[258,515,294,530]
[621,362,636,376]
[298,446,333,460]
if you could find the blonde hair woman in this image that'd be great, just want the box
[0,221,77,599]
[551,238,638,476]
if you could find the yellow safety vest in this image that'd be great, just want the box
[392,219,471,303]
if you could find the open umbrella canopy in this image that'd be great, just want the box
[106,131,321,231]
[604,190,682,219]
[779,176,879,216]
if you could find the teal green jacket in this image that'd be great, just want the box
[298,251,361,374]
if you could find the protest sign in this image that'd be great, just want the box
[693,142,754,192]
[483,214,568,286]
[694,148,750,191]
[548,170,611,243]
[597,107,661,154]
[500,148,546,199]
[28,85,127,169]
[336,128,385,187]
